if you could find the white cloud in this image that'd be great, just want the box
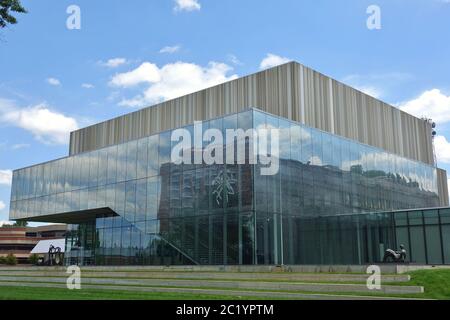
[47,78,61,86]
[81,83,94,89]
[434,135,450,164]
[259,53,291,70]
[12,143,30,150]
[342,73,414,99]
[160,45,181,54]
[343,73,412,84]
[396,89,450,167]
[399,89,450,124]
[0,170,12,186]
[228,54,243,66]
[174,0,201,12]
[110,61,238,108]
[448,178,450,200]
[99,58,128,68]
[0,99,79,145]
[0,221,13,227]
[110,62,161,88]
[0,201,5,211]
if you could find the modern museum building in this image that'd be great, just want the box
[8,62,450,266]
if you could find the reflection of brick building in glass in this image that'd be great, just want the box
[0,225,66,263]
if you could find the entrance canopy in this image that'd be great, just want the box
[30,239,65,254]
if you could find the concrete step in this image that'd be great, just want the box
[0,264,401,273]
[0,271,410,283]
[0,275,423,295]
[0,281,424,300]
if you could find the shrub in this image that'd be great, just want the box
[0,256,6,264]
[5,253,17,265]
[28,253,39,265]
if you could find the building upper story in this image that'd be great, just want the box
[69,61,436,167]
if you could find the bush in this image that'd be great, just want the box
[5,253,17,265]
[0,256,6,264]
[28,253,39,265]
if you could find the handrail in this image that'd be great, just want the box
[156,234,200,265]
[125,216,200,265]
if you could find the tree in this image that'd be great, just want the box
[0,0,27,28]
[0,223,14,228]
[28,253,39,265]
[5,253,17,265]
[13,220,28,227]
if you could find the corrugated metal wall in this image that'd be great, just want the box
[437,168,449,206]
[69,62,435,167]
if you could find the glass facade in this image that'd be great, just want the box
[280,208,450,265]
[9,109,446,265]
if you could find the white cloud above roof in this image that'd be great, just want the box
[110,61,238,108]
[0,98,78,145]
[399,89,450,124]
[81,83,94,89]
[0,220,13,227]
[174,0,201,12]
[99,58,129,68]
[160,45,181,54]
[0,170,12,186]
[46,78,61,86]
[259,53,291,70]
[434,135,450,164]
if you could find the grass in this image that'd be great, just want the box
[0,285,276,300]
[0,283,409,300]
[381,269,450,299]
[404,269,450,300]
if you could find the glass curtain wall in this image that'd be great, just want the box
[9,109,444,265]
[252,109,440,265]
[279,208,450,265]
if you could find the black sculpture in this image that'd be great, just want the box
[48,244,63,266]
[383,244,407,263]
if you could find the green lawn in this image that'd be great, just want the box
[0,285,271,300]
[0,284,410,300]
[404,269,450,300]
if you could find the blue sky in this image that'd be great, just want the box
[1,0,450,224]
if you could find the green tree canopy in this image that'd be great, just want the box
[13,220,28,227]
[0,0,26,28]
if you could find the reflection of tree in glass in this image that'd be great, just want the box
[212,168,236,206]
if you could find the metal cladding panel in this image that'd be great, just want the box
[437,168,449,206]
[69,61,435,166]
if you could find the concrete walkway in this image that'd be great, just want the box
[0,270,411,282]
